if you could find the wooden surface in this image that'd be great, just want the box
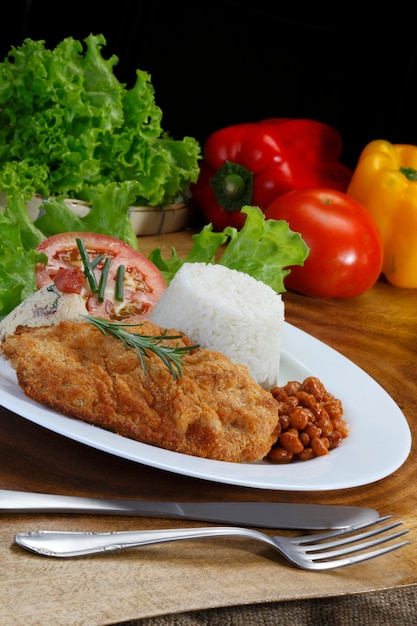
[0,230,416,625]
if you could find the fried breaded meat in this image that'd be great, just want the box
[1,320,280,462]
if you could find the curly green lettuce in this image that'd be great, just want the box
[0,194,46,318]
[0,33,201,206]
[149,206,310,293]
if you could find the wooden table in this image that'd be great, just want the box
[1,230,416,625]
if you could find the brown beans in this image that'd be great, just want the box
[288,407,311,430]
[279,430,304,454]
[268,447,294,463]
[267,376,349,464]
[311,436,330,456]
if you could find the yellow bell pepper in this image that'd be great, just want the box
[347,139,417,288]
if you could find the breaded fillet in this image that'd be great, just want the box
[1,320,280,462]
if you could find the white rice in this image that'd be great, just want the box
[150,263,284,389]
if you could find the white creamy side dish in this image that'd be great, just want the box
[0,284,85,342]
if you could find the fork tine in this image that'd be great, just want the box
[302,520,405,553]
[308,537,411,570]
[285,516,410,570]
[306,528,409,560]
[292,515,393,545]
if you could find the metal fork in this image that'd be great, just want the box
[14,515,409,569]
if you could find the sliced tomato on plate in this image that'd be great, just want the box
[36,232,166,322]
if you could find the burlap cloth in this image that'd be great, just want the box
[117,585,416,625]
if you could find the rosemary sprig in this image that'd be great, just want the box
[84,315,199,380]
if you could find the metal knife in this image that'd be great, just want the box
[0,489,378,529]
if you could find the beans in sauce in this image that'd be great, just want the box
[268,376,349,463]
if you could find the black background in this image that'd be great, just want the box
[2,1,416,170]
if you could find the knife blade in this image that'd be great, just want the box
[0,489,378,529]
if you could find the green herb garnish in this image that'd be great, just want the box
[76,238,126,304]
[84,315,199,380]
[98,257,111,302]
[76,238,98,293]
[115,265,125,301]
[90,254,105,270]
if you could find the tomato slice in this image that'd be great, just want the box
[36,232,166,322]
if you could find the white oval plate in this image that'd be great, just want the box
[0,322,411,491]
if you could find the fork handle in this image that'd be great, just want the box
[15,526,269,558]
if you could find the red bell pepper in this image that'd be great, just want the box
[191,118,352,230]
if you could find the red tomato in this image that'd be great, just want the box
[53,266,85,293]
[264,189,383,298]
[36,232,166,321]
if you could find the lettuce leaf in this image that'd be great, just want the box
[34,181,141,250]
[0,195,46,318]
[148,206,309,293]
[0,34,201,206]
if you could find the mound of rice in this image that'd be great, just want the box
[150,263,284,389]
